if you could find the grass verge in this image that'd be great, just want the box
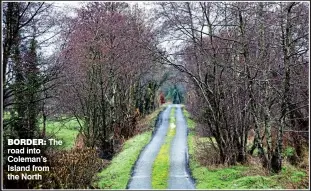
[184,108,308,189]
[94,106,166,189]
[151,107,176,189]
[95,131,152,189]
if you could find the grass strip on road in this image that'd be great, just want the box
[151,107,176,189]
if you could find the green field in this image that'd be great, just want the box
[4,112,80,149]
[40,117,80,149]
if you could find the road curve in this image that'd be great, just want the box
[168,104,195,189]
[127,105,172,189]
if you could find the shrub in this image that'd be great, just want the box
[283,146,299,165]
[283,147,295,157]
[42,148,107,188]
[195,138,222,166]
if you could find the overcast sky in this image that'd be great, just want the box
[51,1,152,14]
[39,1,157,57]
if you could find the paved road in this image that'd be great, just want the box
[127,105,172,189]
[127,104,195,189]
[168,104,195,189]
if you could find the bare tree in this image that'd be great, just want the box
[152,2,309,171]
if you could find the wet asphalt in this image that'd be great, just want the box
[127,105,172,189]
[127,104,195,189]
[168,104,195,189]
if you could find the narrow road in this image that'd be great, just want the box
[127,105,172,189]
[168,104,195,189]
[127,104,195,189]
